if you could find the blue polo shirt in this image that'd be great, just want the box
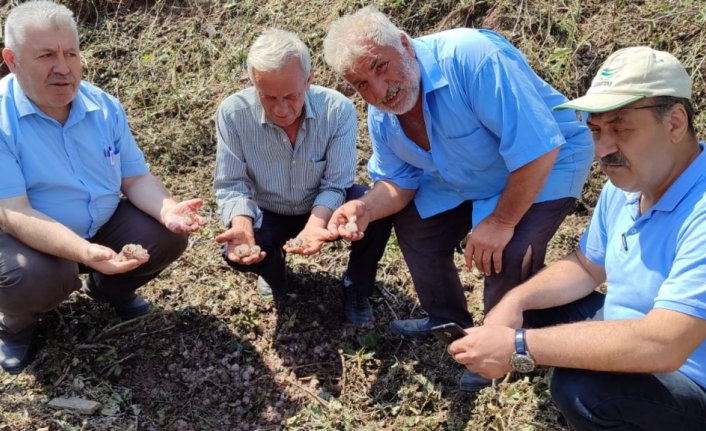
[0,74,149,238]
[580,143,706,389]
[367,29,593,224]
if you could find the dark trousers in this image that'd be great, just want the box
[224,185,393,296]
[525,293,706,431]
[0,201,188,333]
[393,197,575,327]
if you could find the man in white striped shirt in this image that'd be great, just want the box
[214,29,392,326]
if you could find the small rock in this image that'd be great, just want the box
[286,237,309,248]
[47,397,101,414]
[234,244,261,257]
[344,221,358,233]
[233,244,251,257]
[115,243,148,261]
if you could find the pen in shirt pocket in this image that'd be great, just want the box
[104,146,115,165]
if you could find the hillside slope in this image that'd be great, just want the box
[0,1,704,429]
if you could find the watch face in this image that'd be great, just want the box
[511,353,535,373]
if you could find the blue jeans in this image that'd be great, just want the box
[526,292,706,431]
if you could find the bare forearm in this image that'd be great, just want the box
[492,148,558,226]
[528,309,701,372]
[122,173,176,223]
[506,251,604,312]
[0,200,90,263]
[359,180,415,221]
[306,206,334,229]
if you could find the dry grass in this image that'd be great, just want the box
[0,0,705,429]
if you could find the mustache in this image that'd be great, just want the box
[47,73,75,85]
[599,153,628,166]
[378,84,400,105]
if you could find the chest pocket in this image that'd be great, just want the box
[303,159,327,190]
[439,127,502,173]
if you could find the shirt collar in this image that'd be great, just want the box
[411,38,448,96]
[12,77,39,118]
[11,76,99,124]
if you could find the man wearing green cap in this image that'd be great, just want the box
[448,46,706,430]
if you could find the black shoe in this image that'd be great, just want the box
[81,278,152,321]
[0,324,39,375]
[389,317,439,339]
[111,296,152,321]
[459,369,493,392]
[342,276,373,327]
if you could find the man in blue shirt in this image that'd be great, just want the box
[214,29,391,326]
[323,7,593,390]
[448,47,706,429]
[0,1,204,374]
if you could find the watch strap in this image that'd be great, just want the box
[515,328,527,355]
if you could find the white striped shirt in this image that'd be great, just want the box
[214,85,357,228]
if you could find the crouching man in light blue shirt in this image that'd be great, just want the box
[323,6,593,392]
[449,47,706,430]
[0,1,205,374]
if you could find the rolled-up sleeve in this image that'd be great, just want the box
[367,113,422,190]
[113,102,149,178]
[470,50,564,172]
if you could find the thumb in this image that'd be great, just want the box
[214,231,231,243]
[85,244,114,262]
[184,198,203,211]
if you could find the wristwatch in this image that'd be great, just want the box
[510,328,536,373]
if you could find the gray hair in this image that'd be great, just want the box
[4,1,78,52]
[323,6,408,76]
[650,96,696,137]
[246,29,311,82]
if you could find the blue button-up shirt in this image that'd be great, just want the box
[0,75,148,238]
[581,143,706,389]
[367,29,593,224]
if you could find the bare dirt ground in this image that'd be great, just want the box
[0,0,705,430]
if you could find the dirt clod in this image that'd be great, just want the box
[115,243,148,261]
[286,237,309,248]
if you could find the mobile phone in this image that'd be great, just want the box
[431,323,467,344]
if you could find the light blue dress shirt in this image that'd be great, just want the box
[367,28,594,225]
[0,75,149,238]
[581,143,706,389]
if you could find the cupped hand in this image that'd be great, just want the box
[215,225,265,265]
[82,243,149,274]
[163,198,206,233]
[327,200,369,241]
[283,226,337,255]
